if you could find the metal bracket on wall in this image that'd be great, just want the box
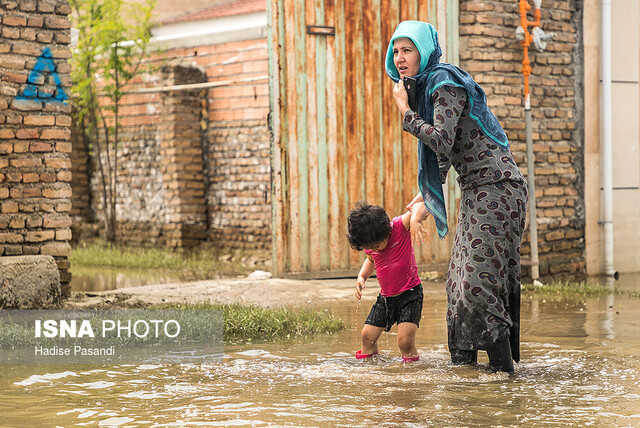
[306,26,335,36]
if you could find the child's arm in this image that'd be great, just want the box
[355,255,375,300]
[401,201,429,246]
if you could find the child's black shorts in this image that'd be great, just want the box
[365,283,423,331]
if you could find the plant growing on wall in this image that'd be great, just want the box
[70,0,155,243]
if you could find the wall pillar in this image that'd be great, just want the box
[157,64,208,248]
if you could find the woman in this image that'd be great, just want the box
[385,21,528,373]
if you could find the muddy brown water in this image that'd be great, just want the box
[1,275,639,427]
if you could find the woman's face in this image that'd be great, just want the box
[393,37,420,78]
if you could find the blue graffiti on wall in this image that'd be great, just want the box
[15,47,68,103]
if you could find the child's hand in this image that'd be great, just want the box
[410,220,428,247]
[355,276,366,300]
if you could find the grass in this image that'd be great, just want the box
[161,303,345,342]
[522,280,640,299]
[0,303,345,349]
[70,240,266,277]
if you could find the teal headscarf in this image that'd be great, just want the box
[385,21,510,240]
[385,21,441,82]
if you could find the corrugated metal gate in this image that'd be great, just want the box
[268,0,460,276]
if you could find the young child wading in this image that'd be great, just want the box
[347,201,428,362]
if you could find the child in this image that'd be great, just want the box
[347,201,428,362]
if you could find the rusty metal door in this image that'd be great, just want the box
[268,0,460,276]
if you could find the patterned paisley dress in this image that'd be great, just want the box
[403,85,528,361]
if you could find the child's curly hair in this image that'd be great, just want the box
[347,201,392,251]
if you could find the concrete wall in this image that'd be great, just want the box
[584,0,640,275]
[460,0,586,279]
[0,0,73,294]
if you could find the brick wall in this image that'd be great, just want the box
[460,0,585,280]
[70,38,272,252]
[163,39,272,251]
[0,0,73,292]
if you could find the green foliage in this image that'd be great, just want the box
[70,240,259,277]
[522,280,640,299]
[161,303,346,341]
[69,0,156,242]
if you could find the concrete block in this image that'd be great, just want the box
[0,255,61,308]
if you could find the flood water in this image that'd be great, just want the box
[1,276,640,427]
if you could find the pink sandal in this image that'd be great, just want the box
[402,355,420,362]
[355,350,378,359]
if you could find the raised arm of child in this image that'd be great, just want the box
[355,254,375,300]
[401,201,429,247]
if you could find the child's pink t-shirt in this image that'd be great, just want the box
[365,216,421,297]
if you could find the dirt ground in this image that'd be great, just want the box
[63,276,391,309]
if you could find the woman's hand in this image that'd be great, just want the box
[393,80,411,115]
[406,192,424,211]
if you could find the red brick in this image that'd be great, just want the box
[30,142,52,152]
[11,99,42,111]
[36,31,53,43]
[55,32,71,44]
[6,115,22,124]
[9,158,41,168]
[56,2,72,14]
[8,216,25,228]
[56,170,72,182]
[18,202,37,213]
[40,129,70,140]
[41,242,71,256]
[27,16,43,27]
[55,115,72,127]
[1,201,19,213]
[13,142,29,153]
[0,129,15,139]
[26,215,43,228]
[55,142,72,153]
[56,229,72,241]
[39,172,56,182]
[19,1,36,12]
[45,157,71,169]
[5,171,21,182]
[2,26,20,38]
[45,16,70,30]
[24,115,56,126]
[22,172,39,183]
[20,27,36,41]
[55,202,71,212]
[42,187,72,198]
[22,187,41,197]
[1,72,27,83]
[39,202,54,212]
[0,232,23,243]
[11,42,42,56]
[25,230,55,242]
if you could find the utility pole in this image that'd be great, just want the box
[516,0,555,284]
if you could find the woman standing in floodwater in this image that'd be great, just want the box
[385,21,528,373]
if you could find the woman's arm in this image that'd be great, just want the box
[403,85,467,159]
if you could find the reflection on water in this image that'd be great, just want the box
[2,283,640,426]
